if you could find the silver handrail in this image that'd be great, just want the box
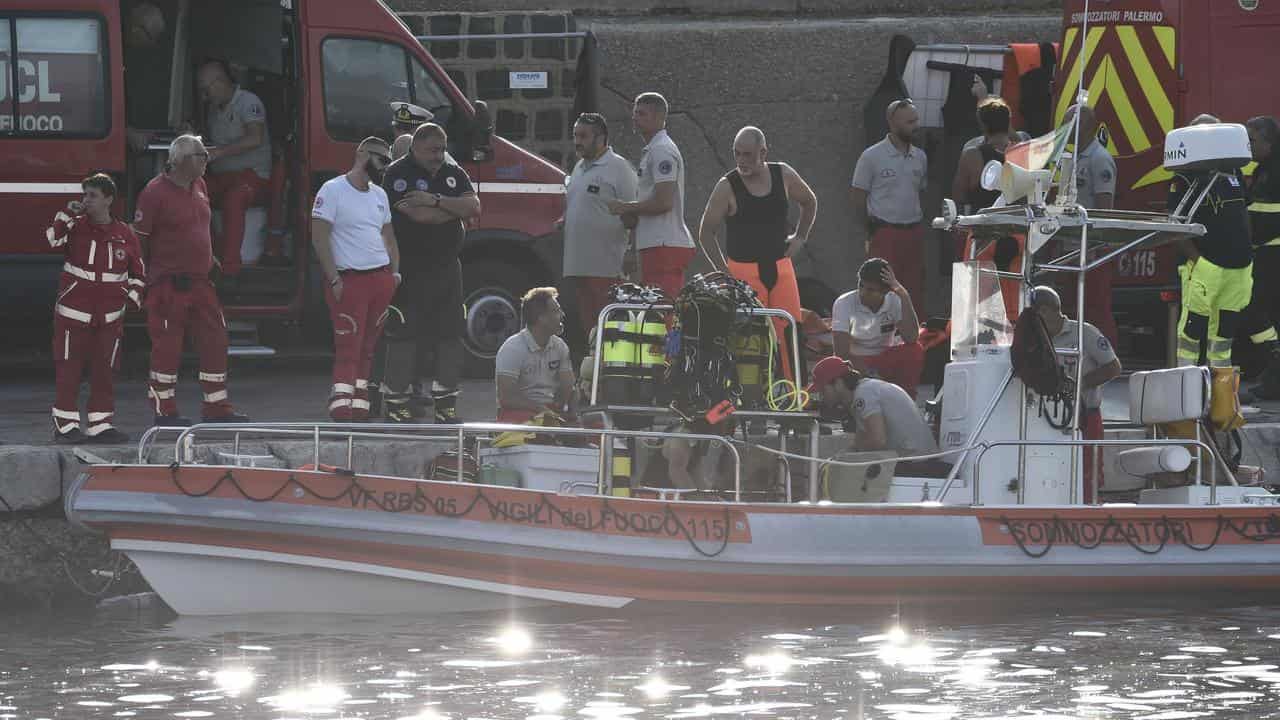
[972,438,1236,506]
[166,421,746,501]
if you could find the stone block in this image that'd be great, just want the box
[0,447,65,511]
[531,15,568,60]
[476,69,513,100]
[428,14,462,59]
[534,108,564,140]
[467,16,497,59]
[503,15,527,58]
[496,109,528,140]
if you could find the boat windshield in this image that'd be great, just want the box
[951,259,1013,358]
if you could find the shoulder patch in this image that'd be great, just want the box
[313,195,324,208]
[446,176,458,189]
[1100,167,1113,183]
[1098,335,1110,351]
[133,210,143,223]
[393,178,408,192]
[658,159,674,175]
[854,398,865,410]
[415,179,429,191]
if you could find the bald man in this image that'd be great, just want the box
[1031,285,1121,503]
[698,126,817,381]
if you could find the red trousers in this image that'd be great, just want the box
[206,168,280,275]
[1082,408,1104,504]
[52,318,123,436]
[573,276,616,335]
[146,278,234,419]
[727,257,802,382]
[850,341,925,398]
[497,408,538,424]
[325,268,395,421]
[640,246,695,299]
[869,224,926,318]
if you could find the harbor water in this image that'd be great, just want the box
[3,602,1280,718]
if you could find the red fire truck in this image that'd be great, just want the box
[0,0,565,371]
[1054,0,1280,368]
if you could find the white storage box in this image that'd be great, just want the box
[478,444,602,493]
[1128,366,1209,425]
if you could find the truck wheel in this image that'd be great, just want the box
[462,262,529,377]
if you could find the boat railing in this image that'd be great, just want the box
[142,421,749,500]
[971,438,1236,505]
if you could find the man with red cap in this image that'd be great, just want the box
[807,356,936,455]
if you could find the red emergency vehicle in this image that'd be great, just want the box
[1054,0,1280,367]
[0,0,565,371]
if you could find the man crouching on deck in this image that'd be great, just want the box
[495,287,577,424]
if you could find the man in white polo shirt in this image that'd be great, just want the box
[850,98,928,317]
[311,137,401,421]
[831,257,924,398]
[608,92,695,299]
[565,112,639,334]
[494,287,576,424]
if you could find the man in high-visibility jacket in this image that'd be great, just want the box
[1169,116,1255,370]
[1242,116,1280,398]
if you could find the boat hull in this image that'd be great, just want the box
[67,465,1280,615]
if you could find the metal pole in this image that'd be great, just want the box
[456,425,466,483]
[808,419,821,502]
[347,434,354,470]
[233,431,241,461]
[1070,209,1089,505]
[313,425,320,469]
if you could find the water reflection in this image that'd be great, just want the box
[2,604,1280,718]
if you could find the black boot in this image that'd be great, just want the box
[432,385,460,424]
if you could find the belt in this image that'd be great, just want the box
[64,263,128,283]
[871,218,922,230]
[339,265,390,275]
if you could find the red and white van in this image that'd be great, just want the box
[0,0,565,369]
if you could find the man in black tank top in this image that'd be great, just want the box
[952,97,1015,214]
[697,126,817,382]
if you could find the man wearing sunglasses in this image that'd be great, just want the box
[378,123,480,424]
[311,137,402,421]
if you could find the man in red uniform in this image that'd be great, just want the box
[47,174,146,443]
[311,137,401,421]
[134,134,249,425]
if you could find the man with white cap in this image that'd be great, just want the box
[391,101,434,161]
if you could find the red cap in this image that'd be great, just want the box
[806,356,853,394]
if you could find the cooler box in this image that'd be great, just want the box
[478,445,602,493]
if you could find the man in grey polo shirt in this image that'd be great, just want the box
[607,92,696,299]
[495,287,577,423]
[850,99,928,317]
[198,59,282,276]
[565,113,639,335]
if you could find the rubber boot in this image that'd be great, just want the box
[432,382,460,424]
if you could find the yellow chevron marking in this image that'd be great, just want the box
[1153,25,1175,69]
[1055,26,1107,124]
[1116,25,1174,133]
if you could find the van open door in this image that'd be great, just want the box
[0,0,125,316]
